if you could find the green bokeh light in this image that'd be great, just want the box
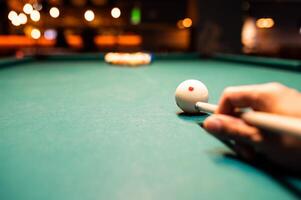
[131,7,141,25]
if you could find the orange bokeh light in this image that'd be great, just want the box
[256,18,275,29]
[0,34,142,48]
[182,18,192,28]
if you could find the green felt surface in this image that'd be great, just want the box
[0,57,301,200]
[214,53,301,70]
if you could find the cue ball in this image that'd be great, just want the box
[175,79,209,113]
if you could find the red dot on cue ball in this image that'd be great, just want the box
[188,86,194,91]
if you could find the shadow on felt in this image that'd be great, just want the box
[213,151,301,199]
[200,125,301,199]
[176,111,301,198]
[177,111,209,124]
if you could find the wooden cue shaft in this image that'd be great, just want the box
[195,102,301,139]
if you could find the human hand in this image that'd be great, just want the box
[203,83,301,171]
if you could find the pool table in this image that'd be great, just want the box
[0,53,301,200]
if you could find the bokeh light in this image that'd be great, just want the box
[31,28,41,39]
[19,13,28,25]
[182,18,192,28]
[111,7,121,19]
[177,20,184,29]
[44,29,57,40]
[30,10,41,22]
[8,11,17,21]
[256,18,275,29]
[15,50,24,59]
[84,10,95,22]
[50,7,60,18]
[131,7,141,25]
[23,3,33,14]
[241,18,257,51]
[33,3,43,11]
[24,25,33,37]
[11,17,21,26]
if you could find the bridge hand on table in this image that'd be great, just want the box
[203,83,301,172]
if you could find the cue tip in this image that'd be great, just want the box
[195,102,218,113]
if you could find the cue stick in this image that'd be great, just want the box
[195,102,301,139]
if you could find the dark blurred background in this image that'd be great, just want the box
[0,0,300,59]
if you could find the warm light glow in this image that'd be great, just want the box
[11,17,21,26]
[23,3,33,14]
[31,28,41,39]
[94,35,142,46]
[49,7,60,18]
[8,11,17,21]
[84,10,95,22]
[33,2,42,11]
[241,18,257,49]
[111,7,121,19]
[256,18,275,29]
[44,29,57,40]
[19,13,27,24]
[0,34,142,48]
[66,35,82,48]
[104,52,151,66]
[182,18,192,28]
[177,20,184,29]
[24,25,33,37]
[30,10,40,22]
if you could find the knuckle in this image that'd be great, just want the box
[223,86,236,96]
[266,82,285,90]
[224,86,235,93]
[258,82,285,97]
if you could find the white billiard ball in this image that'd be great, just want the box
[175,79,209,113]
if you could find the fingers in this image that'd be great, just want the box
[203,114,263,161]
[217,83,285,115]
[203,114,263,143]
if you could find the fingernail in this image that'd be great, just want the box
[206,118,223,133]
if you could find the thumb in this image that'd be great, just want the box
[203,114,262,144]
